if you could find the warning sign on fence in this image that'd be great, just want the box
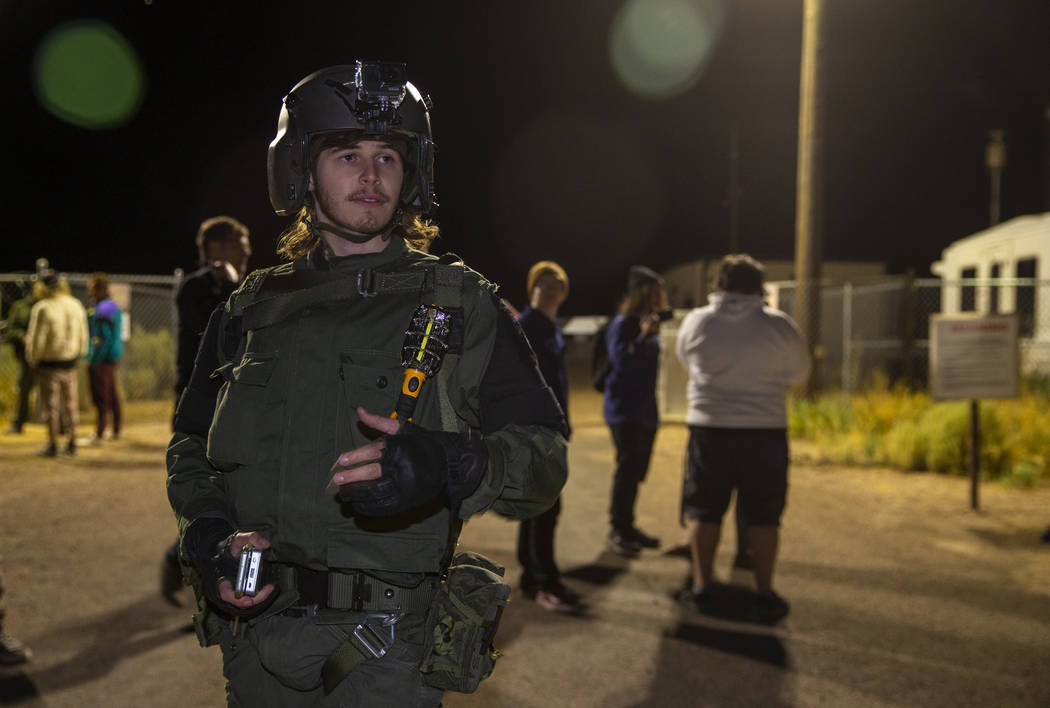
[929,313,1019,400]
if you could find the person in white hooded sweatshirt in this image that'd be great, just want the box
[675,254,809,624]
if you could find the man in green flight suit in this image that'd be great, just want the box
[167,62,568,707]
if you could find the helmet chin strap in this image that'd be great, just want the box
[310,207,403,245]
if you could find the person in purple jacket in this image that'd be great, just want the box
[86,272,124,443]
[603,265,669,557]
[515,261,582,611]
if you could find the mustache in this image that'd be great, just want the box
[346,189,390,202]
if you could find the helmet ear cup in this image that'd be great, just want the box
[268,108,309,215]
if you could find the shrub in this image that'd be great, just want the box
[792,383,1046,481]
[121,325,174,401]
[882,417,927,471]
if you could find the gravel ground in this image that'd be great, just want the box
[1,390,1048,707]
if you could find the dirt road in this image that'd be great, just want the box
[2,392,1048,707]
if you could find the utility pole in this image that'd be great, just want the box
[985,129,1006,227]
[794,0,825,396]
[728,122,741,253]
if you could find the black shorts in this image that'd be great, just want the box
[681,426,788,527]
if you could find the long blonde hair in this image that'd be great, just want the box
[275,207,439,260]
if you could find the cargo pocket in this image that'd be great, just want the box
[340,350,402,447]
[207,352,279,469]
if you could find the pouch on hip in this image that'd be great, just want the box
[419,551,511,693]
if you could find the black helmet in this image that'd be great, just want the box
[267,61,436,216]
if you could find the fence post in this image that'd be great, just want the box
[171,268,182,399]
[842,282,852,394]
[900,270,916,388]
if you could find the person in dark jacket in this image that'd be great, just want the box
[516,261,581,611]
[603,265,668,556]
[173,216,252,405]
[163,216,251,605]
[2,283,36,435]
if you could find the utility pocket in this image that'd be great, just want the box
[207,352,279,469]
[340,350,403,446]
[419,551,510,693]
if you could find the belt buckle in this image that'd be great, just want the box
[285,603,320,619]
[352,611,404,659]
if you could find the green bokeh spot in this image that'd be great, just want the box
[33,21,145,129]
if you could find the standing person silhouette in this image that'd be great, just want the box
[516,261,581,611]
[162,216,251,605]
[603,265,668,557]
[676,254,809,624]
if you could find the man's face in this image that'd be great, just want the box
[530,272,567,311]
[309,140,404,237]
[209,234,252,278]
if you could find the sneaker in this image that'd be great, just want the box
[748,590,790,625]
[63,441,77,456]
[37,444,57,458]
[0,632,31,666]
[606,530,641,557]
[675,582,731,614]
[533,582,582,612]
[161,555,185,607]
[4,424,23,435]
[626,527,660,549]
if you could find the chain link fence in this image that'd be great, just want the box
[3,271,1050,421]
[655,276,1050,417]
[0,270,179,419]
[767,277,1050,395]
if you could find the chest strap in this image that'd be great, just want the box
[237,265,462,332]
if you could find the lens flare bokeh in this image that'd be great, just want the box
[33,20,145,129]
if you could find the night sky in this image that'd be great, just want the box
[4,0,1049,316]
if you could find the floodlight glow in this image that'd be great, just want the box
[33,20,145,129]
[609,0,724,99]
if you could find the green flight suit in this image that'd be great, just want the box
[167,237,568,707]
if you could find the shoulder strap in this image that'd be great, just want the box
[428,263,465,432]
[431,263,462,308]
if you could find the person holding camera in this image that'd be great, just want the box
[675,254,809,624]
[167,62,567,706]
[603,265,669,556]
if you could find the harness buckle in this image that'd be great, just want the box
[357,269,378,297]
[351,612,403,659]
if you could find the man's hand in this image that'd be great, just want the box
[216,531,276,610]
[326,407,401,489]
[327,408,487,516]
[640,312,661,337]
[211,261,239,283]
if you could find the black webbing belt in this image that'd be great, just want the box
[276,565,438,615]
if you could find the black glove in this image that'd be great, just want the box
[337,422,488,516]
[182,518,276,618]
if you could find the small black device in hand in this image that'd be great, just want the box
[234,545,263,598]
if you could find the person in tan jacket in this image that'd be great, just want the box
[25,270,89,456]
